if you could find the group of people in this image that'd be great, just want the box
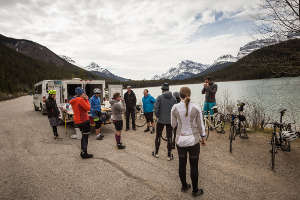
[45,76,218,197]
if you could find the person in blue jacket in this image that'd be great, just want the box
[142,89,156,133]
[90,88,104,140]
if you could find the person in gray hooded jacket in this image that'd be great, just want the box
[110,92,126,150]
[152,83,177,160]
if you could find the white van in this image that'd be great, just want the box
[108,84,123,101]
[33,80,63,114]
[60,79,106,123]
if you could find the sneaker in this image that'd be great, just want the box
[144,127,150,132]
[167,154,174,161]
[126,128,129,131]
[192,189,204,197]
[133,127,136,131]
[150,127,155,134]
[181,184,191,192]
[152,151,159,158]
[80,152,93,159]
[117,143,126,149]
[96,134,104,140]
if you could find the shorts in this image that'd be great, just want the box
[203,102,216,115]
[113,120,123,131]
[94,118,102,129]
[144,112,154,123]
[77,120,91,134]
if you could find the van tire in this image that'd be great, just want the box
[40,104,46,115]
[34,104,39,111]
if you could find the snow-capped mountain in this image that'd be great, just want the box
[153,60,209,80]
[59,55,129,81]
[85,62,129,81]
[213,54,238,65]
[237,39,278,59]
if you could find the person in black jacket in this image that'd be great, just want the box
[45,90,60,139]
[124,86,137,131]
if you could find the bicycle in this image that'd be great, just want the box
[135,105,147,127]
[203,106,226,140]
[229,103,248,153]
[269,109,300,170]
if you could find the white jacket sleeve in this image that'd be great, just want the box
[171,105,178,128]
[196,107,206,137]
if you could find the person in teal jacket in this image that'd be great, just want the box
[142,89,156,133]
[90,88,104,140]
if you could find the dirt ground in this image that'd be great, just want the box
[0,96,299,200]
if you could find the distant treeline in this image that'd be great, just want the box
[0,43,100,97]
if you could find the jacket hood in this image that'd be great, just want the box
[162,91,173,99]
[110,99,118,106]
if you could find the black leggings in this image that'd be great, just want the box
[77,121,91,153]
[177,143,200,192]
[52,126,58,137]
[155,123,173,155]
[81,134,89,153]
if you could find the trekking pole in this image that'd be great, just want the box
[64,112,67,136]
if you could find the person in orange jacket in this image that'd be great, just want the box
[70,87,93,159]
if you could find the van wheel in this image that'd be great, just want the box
[34,104,39,111]
[40,104,46,115]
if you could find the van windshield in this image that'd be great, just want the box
[85,84,103,101]
[67,84,82,101]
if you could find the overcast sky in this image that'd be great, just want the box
[0,0,261,80]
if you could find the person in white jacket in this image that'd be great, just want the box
[171,87,206,197]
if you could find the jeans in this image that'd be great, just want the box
[126,107,136,129]
[155,123,173,155]
[177,143,200,192]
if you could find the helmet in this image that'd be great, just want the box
[48,90,56,95]
[93,88,101,94]
[281,131,298,142]
[161,82,169,91]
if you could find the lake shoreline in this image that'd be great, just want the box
[118,75,300,89]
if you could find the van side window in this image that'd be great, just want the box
[35,85,42,94]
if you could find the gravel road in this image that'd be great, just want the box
[0,96,299,200]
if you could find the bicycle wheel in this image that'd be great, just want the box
[281,139,291,152]
[229,126,235,153]
[135,112,147,127]
[239,122,248,139]
[204,118,210,140]
[271,134,276,170]
[215,120,225,134]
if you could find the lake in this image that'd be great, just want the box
[125,77,300,127]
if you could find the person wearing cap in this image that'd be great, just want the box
[46,90,60,139]
[124,86,137,131]
[90,88,104,140]
[153,83,177,161]
[70,87,93,159]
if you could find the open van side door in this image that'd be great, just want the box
[108,84,123,100]
[47,80,62,104]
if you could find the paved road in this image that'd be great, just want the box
[0,96,300,200]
